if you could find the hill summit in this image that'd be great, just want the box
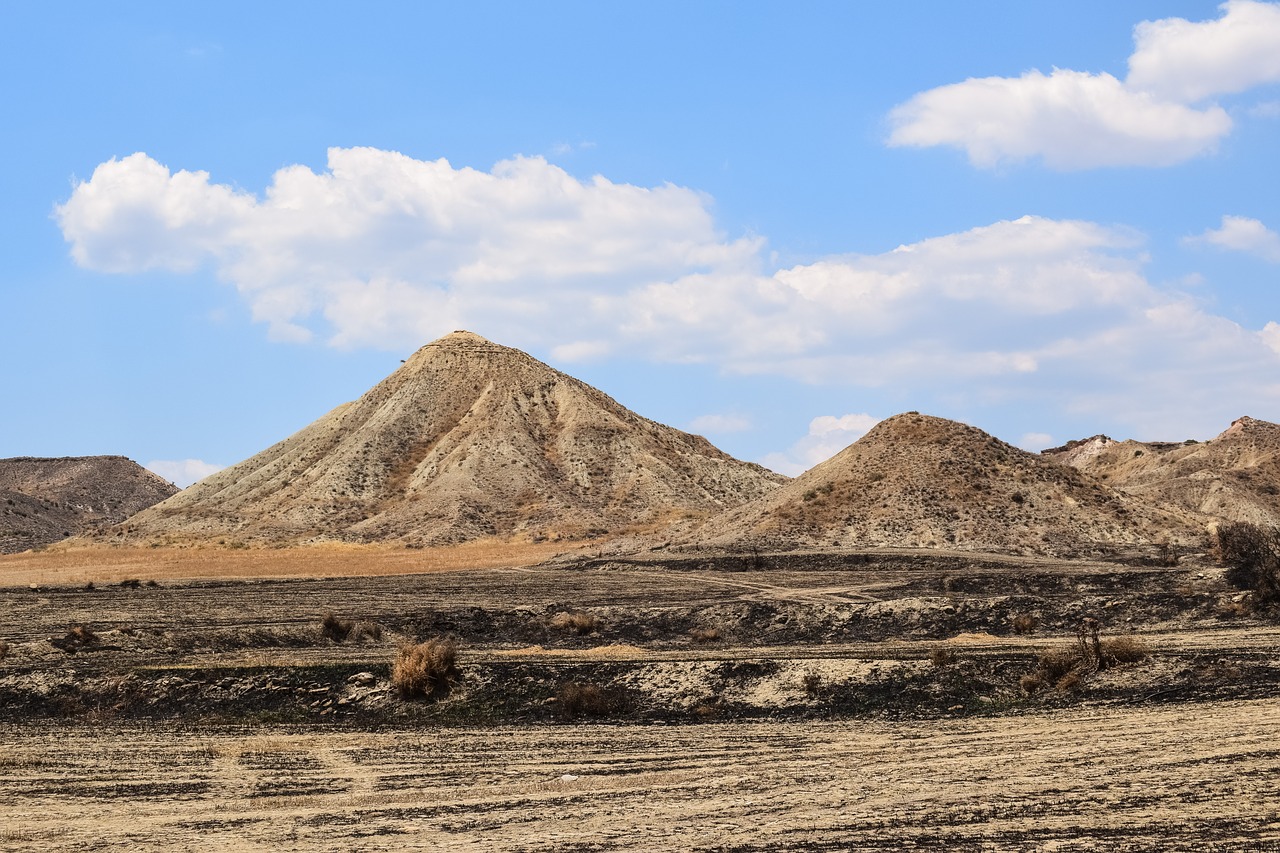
[691,412,1205,556]
[117,331,785,546]
[1043,415,1280,527]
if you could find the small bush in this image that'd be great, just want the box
[320,613,354,642]
[392,638,459,700]
[689,627,721,644]
[549,611,599,635]
[69,625,97,645]
[118,579,141,589]
[1102,635,1150,665]
[801,673,823,697]
[929,647,958,666]
[556,682,628,719]
[353,621,384,642]
[1022,647,1085,694]
[1012,613,1038,635]
[1217,521,1280,610]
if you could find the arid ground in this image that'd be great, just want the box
[2,544,1278,850]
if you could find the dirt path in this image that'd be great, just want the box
[3,698,1277,851]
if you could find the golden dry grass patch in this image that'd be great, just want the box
[0,539,587,586]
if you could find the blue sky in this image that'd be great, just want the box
[4,1,1280,485]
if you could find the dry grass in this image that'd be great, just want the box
[549,610,599,634]
[1102,635,1151,665]
[320,613,354,642]
[555,682,628,719]
[392,638,459,700]
[0,540,584,586]
[929,647,959,666]
[688,626,721,644]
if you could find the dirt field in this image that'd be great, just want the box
[3,699,1278,851]
[2,545,1278,849]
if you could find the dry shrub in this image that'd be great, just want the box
[556,682,628,719]
[392,638,459,700]
[320,613,354,642]
[802,673,823,697]
[549,610,599,635]
[689,626,721,644]
[1011,613,1038,635]
[0,640,9,661]
[353,621,384,642]
[929,647,958,666]
[1022,647,1084,694]
[1216,521,1280,609]
[1102,635,1150,665]
[69,625,97,645]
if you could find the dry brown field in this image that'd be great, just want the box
[2,545,1278,850]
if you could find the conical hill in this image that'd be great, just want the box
[116,331,786,546]
[694,412,1206,556]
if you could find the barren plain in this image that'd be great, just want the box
[2,544,1278,850]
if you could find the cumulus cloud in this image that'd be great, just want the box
[1128,0,1280,102]
[1186,215,1280,262]
[145,459,224,488]
[760,414,881,476]
[888,1,1280,169]
[57,148,761,349]
[688,414,752,434]
[58,149,1280,440]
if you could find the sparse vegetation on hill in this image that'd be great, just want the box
[690,412,1206,557]
[0,456,176,553]
[109,331,784,548]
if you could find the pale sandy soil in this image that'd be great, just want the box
[2,699,1278,851]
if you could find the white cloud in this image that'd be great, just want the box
[1186,215,1280,262]
[1262,322,1280,355]
[760,414,880,476]
[1128,0,1280,102]
[888,69,1230,169]
[57,148,761,350]
[1018,432,1056,452]
[688,414,752,434]
[146,459,224,488]
[59,150,1280,442]
[888,1,1280,170]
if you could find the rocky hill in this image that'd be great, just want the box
[687,412,1207,557]
[0,456,178,553]
[115,331,786,547]
[1042,416,1280,527]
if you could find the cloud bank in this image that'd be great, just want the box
[888,0,1280,169]
[58,148,1280,439]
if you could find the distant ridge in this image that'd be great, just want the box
[687,412,1206,557]
[0,456,177,553]
[113,331,786,546]
[1043,416,1280,528]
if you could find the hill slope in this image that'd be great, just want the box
[1043,416,1280,527]
[690,412,1206,556]
[116,331,786,546]
[0,456,177,553]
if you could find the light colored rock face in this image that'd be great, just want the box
[1043,416,1280,527]
[693,412,1205,556]
[119,331,786,546]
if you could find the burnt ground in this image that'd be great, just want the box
[1,548,1278,849]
